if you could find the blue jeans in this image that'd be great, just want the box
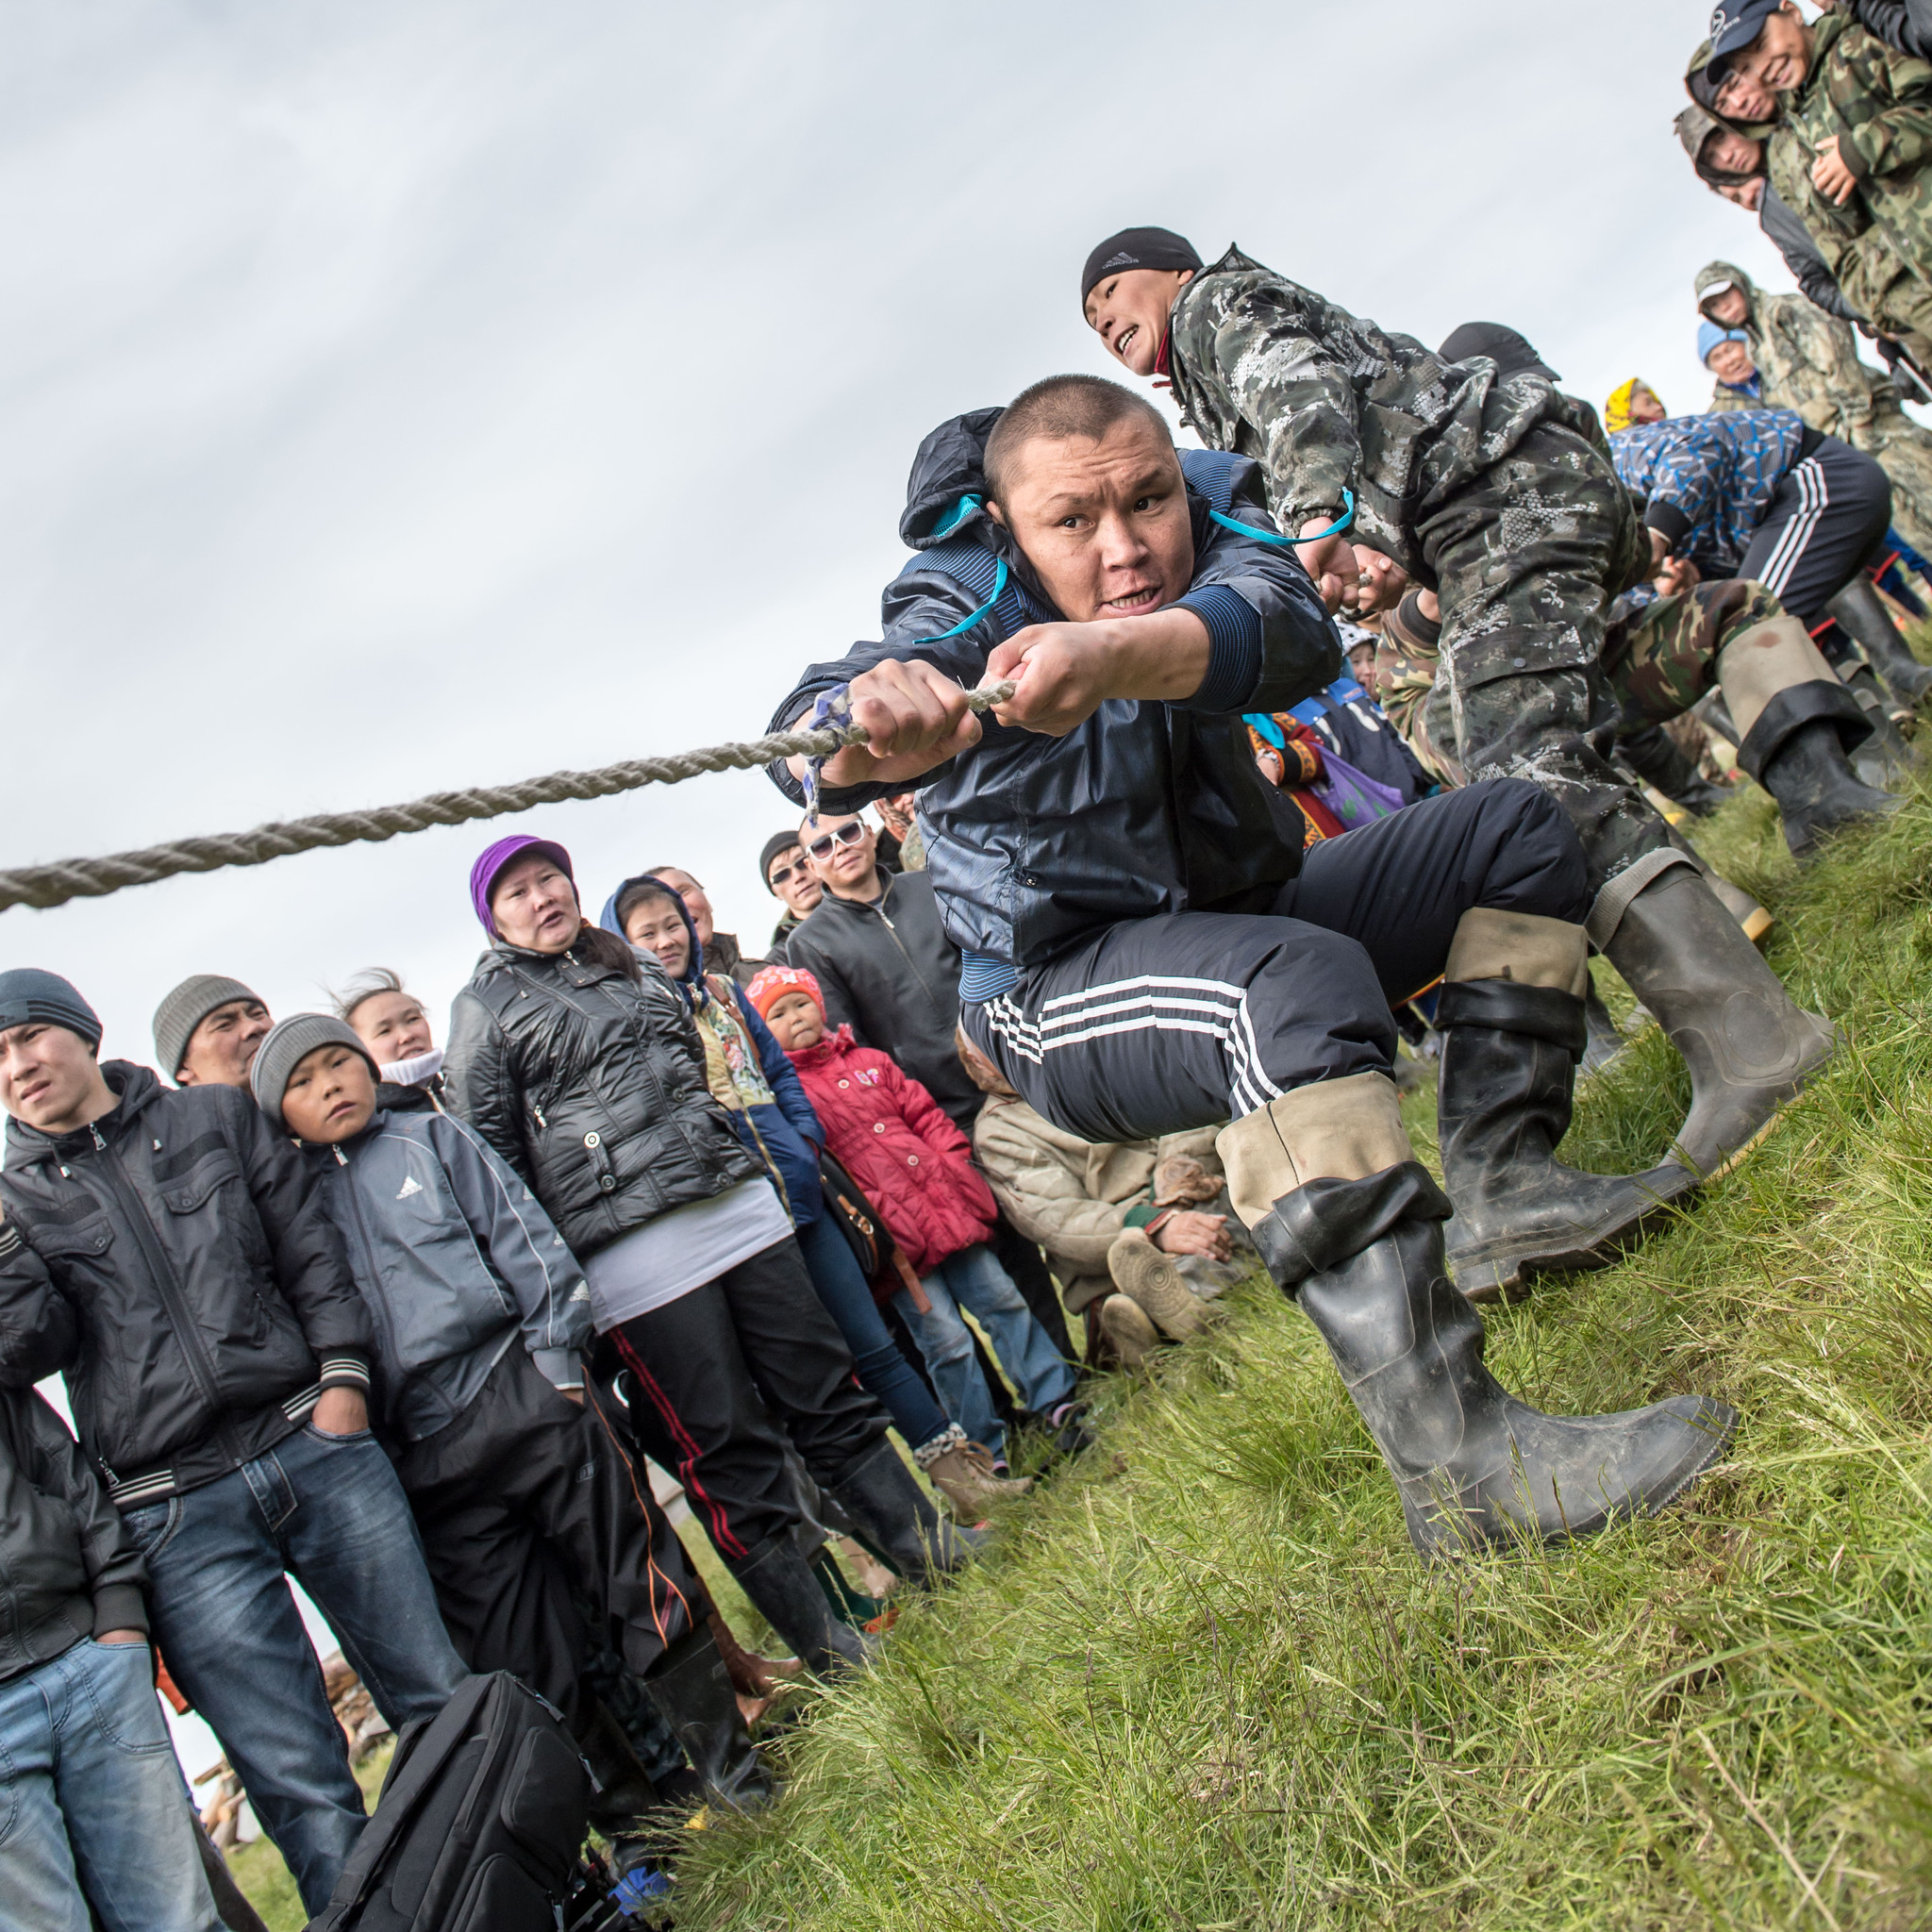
[122,1424,467,1917]
[0,1635,222,1932]
[796,1213,952,1454]
[893,1243,1076,1460]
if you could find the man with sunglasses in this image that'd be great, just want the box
[758,832,824,956]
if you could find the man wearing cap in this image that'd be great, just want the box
[1080,225,1837,1180]
[152,974,272,1089]
[0,969,465,1917]
[759,829,824,957]
[1704,1,1932,365]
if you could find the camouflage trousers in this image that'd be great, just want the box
[1602,579,1785,729]
[1420,421,1674,913]
[1849,406,1932,561]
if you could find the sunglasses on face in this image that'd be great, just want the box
[767,854,807,888]
[806,822,867,863]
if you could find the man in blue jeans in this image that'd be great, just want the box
[0,1383,222,1931]
[0,971,465,1917]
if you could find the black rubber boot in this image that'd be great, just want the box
[1605,866,1835,1180]
[1437,978,1691,1301]
[824,1439,981,1589]
[1255,1163,1738,1558]
[1836,658,1918,788]
[1615,722,1729,817]
[1579,985,1627,1080]
[1826,575,1932,708]
[727,1533,870,1676]
[642,1627,777,1814]
[1755,716,1902,858]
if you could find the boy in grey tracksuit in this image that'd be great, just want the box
[249,1014,772,1843]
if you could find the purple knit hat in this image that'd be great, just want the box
[470,835,575,938]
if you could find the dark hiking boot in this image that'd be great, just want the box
[1757,715,1902,858]
[825,1439,979,1589]
[1826,575,1932,708]
[1257,1163,1738,1558]
[1605,866,1835,1181]
[641,1627,777,1814]
[1437,975,1690,1302]
[1615,720,1730,817]
[728,1533,872,1676]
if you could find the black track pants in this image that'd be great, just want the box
[961,779,1584,1145]
[605,1236,890,1566]
[393,1347,709,1724]
[1739,434,1892,625]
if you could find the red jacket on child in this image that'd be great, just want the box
[785,1026,995,1274]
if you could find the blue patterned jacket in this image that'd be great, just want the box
[1610,409,1807,576]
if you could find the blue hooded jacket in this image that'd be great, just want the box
[599,875,824,1225]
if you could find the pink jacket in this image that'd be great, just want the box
[785,1027,995,1275]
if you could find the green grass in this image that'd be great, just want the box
[664,770,1932,1930]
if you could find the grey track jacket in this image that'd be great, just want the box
[308,1108,592,1444]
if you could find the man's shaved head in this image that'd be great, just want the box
[983,375,1172,509]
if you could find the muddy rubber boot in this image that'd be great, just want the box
[727,1533,871,1676]
[1841,661,1918,785]
[1603,865,1834,1181]
[1579,984,1628,1080]
[825,1438,979,1589]
[1099,1292,1160,1368]
[1754,712,1902,858]
[1826,575,1932,708]
[642,1626,777,1813]
[1435,910,1692,1302]
[1615,721,1730,818]
[1217,1104,1737,1557]
[1107,1227,1215,1340]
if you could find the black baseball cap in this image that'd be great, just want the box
[1705,0,1782,81]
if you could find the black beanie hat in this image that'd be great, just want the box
[1080,226,1204,303]
[759,830,806,891]
[0,970,102,1053]
[1439,322,1559,383]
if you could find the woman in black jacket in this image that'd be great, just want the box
[443,834,972,1674]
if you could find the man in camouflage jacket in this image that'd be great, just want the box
[1695,256,1932,554]
[1709,6,1932,364]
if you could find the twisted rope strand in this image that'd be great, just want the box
[0,680,1015,915]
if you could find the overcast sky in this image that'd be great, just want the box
[0,0,1868,1061]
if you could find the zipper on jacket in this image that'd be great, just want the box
[328,1151,404,1424]
[866,886,946,1020]
[91,1124,242,1470]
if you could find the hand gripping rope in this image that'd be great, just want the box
[0,680,1017,916]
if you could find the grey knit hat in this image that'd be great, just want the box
[250,1015,377,1134]
[152,974,264,1082]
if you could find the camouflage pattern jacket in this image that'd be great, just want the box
[1163,246,1590,576]
[1767,12,1932,328]
[1695,258,1902,439]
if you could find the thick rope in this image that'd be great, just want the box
[0,681,1016,915]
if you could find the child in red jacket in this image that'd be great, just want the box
[747,965,1080,1469]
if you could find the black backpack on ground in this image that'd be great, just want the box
[305,1673,589,1932]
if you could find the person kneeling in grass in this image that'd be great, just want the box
[252,1014,774,1874]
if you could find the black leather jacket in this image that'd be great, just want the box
[784,871,979,1130]
[442,940,760,1259]
[0,1388,148,1683]
[0,1066,374,1507]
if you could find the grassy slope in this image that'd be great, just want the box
[672,775,1932,1931]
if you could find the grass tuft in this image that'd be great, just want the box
[671,769,1932,1932]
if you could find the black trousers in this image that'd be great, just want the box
[962,779,1584,1145]
[1739,434,1892,625]
[392,1346,709,1726]
[605,1235,889,1566]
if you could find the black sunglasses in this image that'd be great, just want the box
[767,854,806,888]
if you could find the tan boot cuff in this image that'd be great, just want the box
[1215,1071,1412,1228]
[1442,908,1589,999]
[1717,617,1839,742]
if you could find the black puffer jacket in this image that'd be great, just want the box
[0,1387,148,1684]
[0,1065,373,1507]
[442,939,760,1259]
